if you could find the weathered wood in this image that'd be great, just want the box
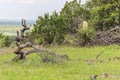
[11,19,68,64]
[94,26,120,46]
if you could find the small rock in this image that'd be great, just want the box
[90,75,98,80]
[103,73,108,78]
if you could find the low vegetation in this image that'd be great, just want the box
[1,45,120,80]
[0,33,12,47]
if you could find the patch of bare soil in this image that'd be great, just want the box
[0,48,15,54]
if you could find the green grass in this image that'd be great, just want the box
[0,45,120,80]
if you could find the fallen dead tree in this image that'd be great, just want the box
[8,19,68,64]
[94,26,120,46]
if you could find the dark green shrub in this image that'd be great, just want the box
[32,11,66,45]
[0,33,12,47]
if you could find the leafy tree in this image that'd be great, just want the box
[60,0,90,33]
[85,0,119,31]
[32,11,66,45]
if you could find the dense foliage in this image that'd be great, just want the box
[31,0,119,46]
[60,0,90,33]
[0,33,12,47]
[85,0,119,31]
[32,11,66,45]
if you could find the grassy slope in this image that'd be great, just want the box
[0,45,120,80]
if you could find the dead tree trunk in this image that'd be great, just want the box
[10,19,68,64]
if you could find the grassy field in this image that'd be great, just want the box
[0,25,22,36]
[0,45,120,80]
[0,25,33,36]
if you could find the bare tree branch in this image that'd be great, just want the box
[96,51,104,60]
[9,19,69,64]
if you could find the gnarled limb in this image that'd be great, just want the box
[10,19,68,64]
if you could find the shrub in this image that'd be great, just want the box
[0,33,12,47]
[78,21,95,46]
[32,11,66,45]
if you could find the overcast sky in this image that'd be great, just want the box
[0,0,87,20]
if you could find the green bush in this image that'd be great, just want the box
[32,11,66,45]
[85,0,119,31]
[0,33,12,47]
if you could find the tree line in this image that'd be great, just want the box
[30,0,119,46]
[0,0,119,47]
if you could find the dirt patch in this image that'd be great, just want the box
[0,48,15,54]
